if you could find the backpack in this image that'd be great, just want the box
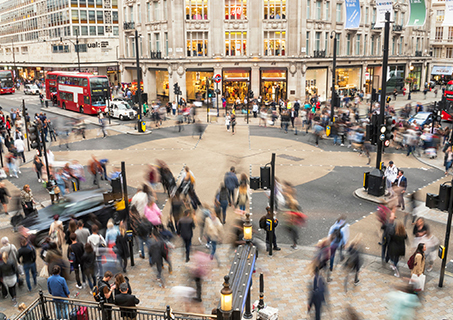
[259,215,266,229]
[407,252,417,270]
[92,285,101,302]
[332,224,345,244]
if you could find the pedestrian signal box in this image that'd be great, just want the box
[439,245,445,259]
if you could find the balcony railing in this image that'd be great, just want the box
[371,22,382,29]
[415,51,422,57]
[313,50,326,58]
[393,24,403,31]
[123,21,135,30]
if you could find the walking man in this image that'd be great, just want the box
[224,166,239,206]
[384,161,398,196]
[396,170,407,210]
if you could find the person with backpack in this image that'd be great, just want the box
[408,243,426,292]
[224,166,239,206]
[327,216,349,273]
[307,266,326,320]
[388,221,407,278]
[18,238,37,292]
[87,224,106,277]
[260,206,281,252]
[67,233,84,289]
[97,271,115,320]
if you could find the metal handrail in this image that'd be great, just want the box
[13,297,40,320]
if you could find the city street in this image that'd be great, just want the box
[0,90,452,319]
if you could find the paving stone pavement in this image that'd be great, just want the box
[2,243,453,320]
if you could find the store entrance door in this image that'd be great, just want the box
[223,69,251,107]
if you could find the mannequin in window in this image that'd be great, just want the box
[275,12,280,19]
[270,12,275,19]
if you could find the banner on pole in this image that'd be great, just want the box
[443,0,453,26]
[407,0,426,27]
[375,0,393,28]
[345,0,361,29]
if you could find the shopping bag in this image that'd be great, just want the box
[410,274,426,292]
[39,265,49,278]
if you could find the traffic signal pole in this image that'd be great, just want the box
[121,161,134,267]
[330,32,337,123]
[376,11,391,170]
[135,30,143,133]
[268,153,275,256]
[22,100,30,151]
[439,182,453,287]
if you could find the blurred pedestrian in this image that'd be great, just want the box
[215,183,229,224]
[307,266,326,320]
[81,243,96,290]
[20,185,35,217]
[283,197,306,249]
[148,229,166,287]
[105,219,119,248]
[115,224,130,273]
[204,210,223,265]
[395,170,407,210]
[387,284,420,320]
[49,214,64,249]
[343,234,362,289]
[0,252,17,306]
[33,155,43,183]
[328,215,349,272]
[189,251,210,302]
[224,166,239,207]
[75,220,91,246]
[87,224,106,277]
[18,238,37,292]
[235,181,248,211]
[68,233,84,289]
[0,183,11,215]
[388,221,407,278]
[380,209,395,265]
[144,198,162,227]
[178,209,195,262]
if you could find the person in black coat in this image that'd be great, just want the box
[68,233,84,289]
[388,221,407,278]
[307,267,326,320]
[81,243,96,290]
[115,224,130,273]
[148,229,166,287]
[178,209,195,262]
[115,282,140,320]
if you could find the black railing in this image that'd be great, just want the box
[415,51,422,56]
[14,291,215,320]
[123,21,135,30]
[313,50,326,58]
[393,24,403,31]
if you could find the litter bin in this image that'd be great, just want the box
[45,100,49,108]
[367,168,385,197]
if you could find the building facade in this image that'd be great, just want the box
[118,0,431,104]
[429,0,453,84]
[0,0,120,82]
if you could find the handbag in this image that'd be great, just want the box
[39,265,49,278]
[54,186,61,194]
[410,273,426,292]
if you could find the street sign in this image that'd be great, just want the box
[213,74,222,83]
[380,133,385,141]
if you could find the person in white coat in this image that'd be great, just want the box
[384,161,398,196]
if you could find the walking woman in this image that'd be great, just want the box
[0,252,17,306]
[231,113,236,135]
[20,185,36,217]
[115,223,130,273]
[47,175,61,204]
[235,182,248,211]
[388,221,407,278]
[0,183,11,215]
[215,183,229,224]
[81,243,96,290]
[410,243,426,292]
[33,155,44,182]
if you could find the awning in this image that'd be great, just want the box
[431,66,453,75]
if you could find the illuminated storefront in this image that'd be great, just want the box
[260,68,287,102]
[223,68,250,104]
[156,70,169,101]
[305,68,327,102]
[186,70,214,101]
[335,67,361,96]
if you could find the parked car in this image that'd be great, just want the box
[11,190,116,246]
[408,112,432,127]
[109,101,137,120]
[113,97,137,111]
[24,84,40,95]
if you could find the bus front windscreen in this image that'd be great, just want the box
[0,71,13,89]
[447,84,453,92]
[90,77,109,94]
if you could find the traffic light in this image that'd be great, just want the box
[371,88,377,102]
[29,124,41,151]
[366,114,378,145]
[208,89,213,98]
[383,116,393,148]
[249,91,254,99]
[386,96,391,104]
[173,83,179,95]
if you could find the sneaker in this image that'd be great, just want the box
[390,265,396,271]
[38,179,41,182]
[354,279,360,285]
[273,247,281,251]
[291,245,298,250]
[394,272,400,278]
[12,298,17,307]
[198,237,203,245]
[427,266,433,272]
[76,284,83,289]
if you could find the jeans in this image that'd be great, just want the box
[333,134,339,145]
[220,200,228,224]
[57,183,65,196]
[329,243,341,271]
[210,240,217,258]
[23,262,37,291]
[55,300,68,320]
[138,236,149,257]
[85,272,96,290]
[183,238,191,261]
[227,188,235,205]
[239,204,245,211]
[74,264,85,286]
[283,122,289,133]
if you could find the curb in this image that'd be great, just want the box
[354,187,388,204]
[126,130,153,135]
[414,153,446,173]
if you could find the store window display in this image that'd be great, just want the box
[335,67,361,97]
[225,0,247,19]
[186,71,213,101]
[264,31,286,56]
[223,70,250,104]
[186,0,208,20]
[187,32,208,57]
[264,0,286,19]
[225,32,247,56]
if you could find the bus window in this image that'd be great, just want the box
[84,95,90,105]
[82,79,88,87]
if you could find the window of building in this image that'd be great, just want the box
[137,4,141,23]
[140,37,143,56]
[113,11,118,23]
[98,26,104,35]
[164,32,168,56]
[325,2,330,20]
[163,0,168,19]
[377,36,381,54]
[90,25,96,35]
[306,31,310,54]
[75,44,87,52]
[447,47,453,58]
[437,10,445,22]
[154,1,159,20]
[88,0,94,7]
[435,27,443,41]
[307,0,311,19]
[21,47,28,54]
[80,10,87,22]
[129,6,133,22]
[96,0,102,8]
[398,37,403,55]
[316,1,321,19]
[346,34,351,55]
[401,12,405,25]
[71,0,77,7]
[371,36,375,55]
[448,27,453,41]
[187,31,208,56]
[325,32,329,52]
[264,0,286,19]
[225,0,247,19]
[336,3,341,22]
[72,10,79,22]
[97,10,103,22]
[355,34,360,55]
[335,33,340,54]
[80,0,86,7]
[364,34,367,55]
[125,36,129,57]
[147,2,151,21]
[52,45,70,53]
[372,8,376,23]
[81,25,88,35]
[155,33,160,52]
[89,10,95,23]
[225,31,246,56]
[148,33,152,52]
[264,31,286,56]
[392,37,396,55]
[112,0,117,9]
[73,26,79,36]
[131,37,136,57]
[433,47,442,58]
[113,26,119,35]
[315,31,321,51]
[186,0,208,20]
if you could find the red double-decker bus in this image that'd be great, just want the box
[445,80,453,101]
[45,71,109,114]
[0,70,15,94]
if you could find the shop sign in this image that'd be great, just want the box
[87,41,109,49]
[444,0,453,26]
[407,0,426,27]
[375,0,394,28]
[150,51,162,59]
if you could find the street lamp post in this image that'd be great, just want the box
[220,275,233,320]
[135,30,143,133]
[408,65,414,100]
[75,29,80,72]
[376,11,391,170]
[330,31,337,123]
